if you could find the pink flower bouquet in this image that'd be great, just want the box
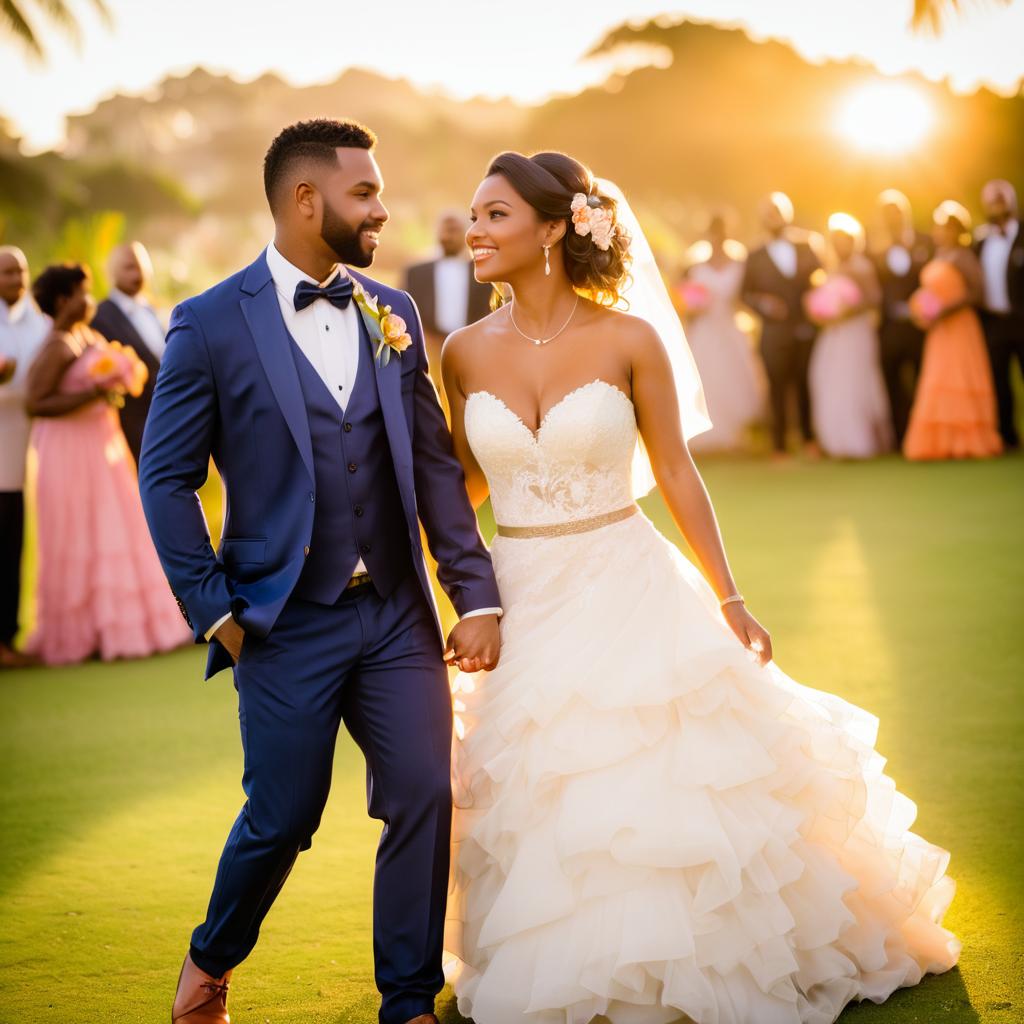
[674,280,711,316]
[909,288,945,330]
[804,275,862,325]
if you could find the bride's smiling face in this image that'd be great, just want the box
[467,174,557,283]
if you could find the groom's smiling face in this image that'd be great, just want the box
[312,147,389,267]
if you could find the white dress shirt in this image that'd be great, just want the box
[433,257,471,335]
[885,245,912,277]
[980,219,1019,314]
[0,297,50,491]
[766,238,798,278]
[109,288,167,359]
[206,244,499,640]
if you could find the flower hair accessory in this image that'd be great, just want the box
[571,192,615,251]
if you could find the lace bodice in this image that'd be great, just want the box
[464,379,637,526]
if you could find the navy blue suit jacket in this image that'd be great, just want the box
[139,251,500,678]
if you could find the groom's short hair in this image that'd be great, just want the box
[264,119,377,212]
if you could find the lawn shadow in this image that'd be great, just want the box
[839,966,981,1022]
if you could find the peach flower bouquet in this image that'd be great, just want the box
[82,340,149,407]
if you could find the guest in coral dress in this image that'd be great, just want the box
[903,203,1003,461]
[24,263,191,665]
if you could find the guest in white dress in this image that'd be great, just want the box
[0,246,49,667]
[807,215,894,459]
[682,215,764,452]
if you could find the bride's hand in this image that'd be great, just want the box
[722,603,772,666]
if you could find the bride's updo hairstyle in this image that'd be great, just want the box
[487,151,632,307]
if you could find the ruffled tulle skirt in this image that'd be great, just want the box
[445,513,959,1024]
[26,402,191,665]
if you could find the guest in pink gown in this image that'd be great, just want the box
[24,263,190,665]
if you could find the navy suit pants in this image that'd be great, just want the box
[189,575,452,1024]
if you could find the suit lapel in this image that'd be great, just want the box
[350,270,414,478]
[102,301,161,373]
[239,252,315,483]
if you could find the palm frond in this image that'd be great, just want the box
[0,0,43,57]
[912,0,1012,33]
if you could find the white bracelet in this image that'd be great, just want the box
[720,593,745,608]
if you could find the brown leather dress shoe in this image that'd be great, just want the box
[171,954,232,1023]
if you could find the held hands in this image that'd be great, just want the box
[0,356,15,385]
[444,614,501,674]
[722,602,773,666]
[213,616,246,663]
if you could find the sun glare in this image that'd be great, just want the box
[836,82,934,154]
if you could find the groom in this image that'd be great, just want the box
[139,119,501,1024]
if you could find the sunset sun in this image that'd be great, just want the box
[836,81,935,154]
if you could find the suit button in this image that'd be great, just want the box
[354,505,364,517]
[303,545,310,557]
[344,422,353,433]
[359,542,371,555]
[309,491,315,502]
[348,462,357,473]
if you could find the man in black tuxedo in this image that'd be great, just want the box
[741,192,821,457]
[975,179,1024,450]
[91,241,165,464]
[871,190,933,445]
[403,211,492,387]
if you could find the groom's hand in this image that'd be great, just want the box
[444,615,500,673]
[213,617,246,663]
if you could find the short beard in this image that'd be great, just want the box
[321,199,373,267]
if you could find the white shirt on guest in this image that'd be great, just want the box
[433,256,471,336]
[980,219,1019,314]
[886,245,913,277]
[109,288,167,359]
[767,238,797,278]
[204,244,500,640]
[0,297,50,491]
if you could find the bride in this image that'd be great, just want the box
[439,150,959,1024]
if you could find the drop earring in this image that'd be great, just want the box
[543,244,551,276]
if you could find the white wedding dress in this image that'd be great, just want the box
[443,379,959,1024]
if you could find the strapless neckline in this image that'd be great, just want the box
[465,379,632,443]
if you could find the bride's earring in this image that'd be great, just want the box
[543,244,551,277]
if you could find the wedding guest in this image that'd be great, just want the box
[807,214,893,459]
[741,191,822,459]
[680,214,764,452]
[903,203,1002,460]
[975,179,1024,450]
[872,190,933,445]
[24,263,190,665]
[91,241,165,465]
[0,246,48,668]
[403,210,492,383]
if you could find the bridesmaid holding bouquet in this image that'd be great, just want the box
[903,202,1003,460]
[25,263,190,665]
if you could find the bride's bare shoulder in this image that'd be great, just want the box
[442,306,507,365]
[587,304,662,355]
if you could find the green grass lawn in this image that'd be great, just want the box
[1,454,1021,1023]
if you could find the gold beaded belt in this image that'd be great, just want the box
[496,504,639,539]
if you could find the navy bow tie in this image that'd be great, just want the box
[293,274,354,312]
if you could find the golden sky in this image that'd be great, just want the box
[2,0,1022,152]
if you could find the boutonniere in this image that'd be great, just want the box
[351,282,413,366]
